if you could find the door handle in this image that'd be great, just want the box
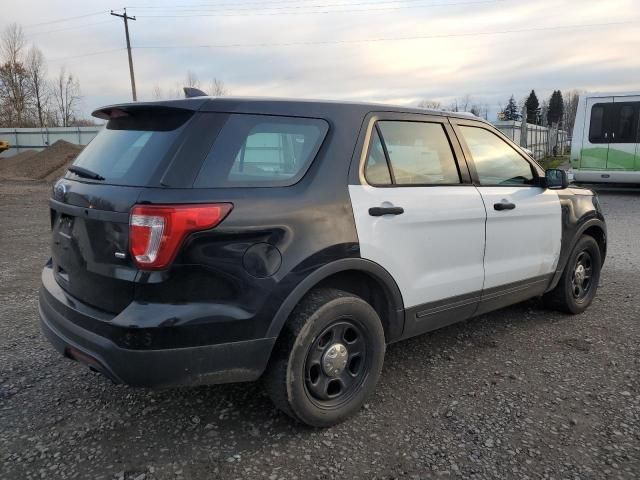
[369,206,404,216]
[494,201,516,211]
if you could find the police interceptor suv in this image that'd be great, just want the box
[39,96,606,427]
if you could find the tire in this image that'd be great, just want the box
[263,288,386,427]
[543,235,602,314]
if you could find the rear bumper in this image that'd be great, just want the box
[39,267,276,387]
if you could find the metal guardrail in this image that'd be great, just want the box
[0,127,102,157]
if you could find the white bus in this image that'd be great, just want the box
[570,92,640,183]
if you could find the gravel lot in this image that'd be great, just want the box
[1,181,638,480]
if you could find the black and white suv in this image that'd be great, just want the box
[39,96,607,427]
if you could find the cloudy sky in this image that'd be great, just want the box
[6,0,640,119]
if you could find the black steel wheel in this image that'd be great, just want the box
[544,234,602,314]
[263,288,385,427]
[570,250,594,300]
[304,320,370,408]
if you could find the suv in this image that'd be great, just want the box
[39,97,606,427]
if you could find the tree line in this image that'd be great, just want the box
[0,23,88,128]
[416,90,582,134]
[499,89,582,133]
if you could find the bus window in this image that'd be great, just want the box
[614,104,638,143]
[588,105,607,143]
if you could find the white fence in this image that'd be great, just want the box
[492,121,570,160]
[0,127,101,157]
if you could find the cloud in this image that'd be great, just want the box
[8,0,640,119]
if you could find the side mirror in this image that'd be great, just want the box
[545,169,568,190]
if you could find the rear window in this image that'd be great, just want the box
[194,114,328,188]
[67,108,193,186]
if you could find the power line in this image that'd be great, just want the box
[48,48,126,64]
[29,20,118,38]
[134,0,503,17]
[133,19,637,49]
[41,17,637,65]
[126,0,457,8]
[23,10,109,29]
[127,0,499,12]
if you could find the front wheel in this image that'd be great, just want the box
[263,288,386,427]
[544,235,602,314]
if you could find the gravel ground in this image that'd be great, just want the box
[0,181,638,480]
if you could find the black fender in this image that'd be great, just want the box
[548,216,607,292]
[265,258,405,343]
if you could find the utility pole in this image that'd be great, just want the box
[110,9,137,101]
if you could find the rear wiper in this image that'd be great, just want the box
[67,165,105,181]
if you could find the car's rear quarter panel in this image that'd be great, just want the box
[133,102,368,344]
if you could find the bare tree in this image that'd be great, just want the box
[0,23,31,126]
[185,71,200,89]
[416,99,442,110]
[469,103,489,119]
[26,46,48,128]
[51,66,81,127]
[207,78,227,96]
[1,23,25,66]
[459,94,472,112]
[563,90,582,134]
[151,84,164,100]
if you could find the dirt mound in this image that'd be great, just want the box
[0,140,83,182]
[0,150,39,172]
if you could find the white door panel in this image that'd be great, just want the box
[478,187,561,289]
[349,185,486,308]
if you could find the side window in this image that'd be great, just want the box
[614,104,638,143]
[588,104,607,143]
[459,126,535,186]
[364,128,392,185]
[194,115,328,188]
[367,121,460,186]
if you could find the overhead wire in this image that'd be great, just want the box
[23,11,110,29]
[133,0,503,17]
[132,20,637,49]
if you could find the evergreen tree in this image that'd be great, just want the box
[501,95,519,121]
[546,90,564,126]
[525,90,540,124]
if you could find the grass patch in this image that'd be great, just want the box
[538,155,569,170]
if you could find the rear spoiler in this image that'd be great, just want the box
[92,98,209,120]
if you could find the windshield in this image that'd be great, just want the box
[68,108,193,186]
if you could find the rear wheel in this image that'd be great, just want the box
[263,288,385,427]
[544,235,602,314]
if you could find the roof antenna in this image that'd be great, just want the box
[183,87,208,98]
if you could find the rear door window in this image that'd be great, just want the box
[364,120,460,186]
[194,115,328,188]
[364,128,392,185]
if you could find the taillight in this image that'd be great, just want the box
[129,203,233,270]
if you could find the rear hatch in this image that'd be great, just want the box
[49,106,196,313]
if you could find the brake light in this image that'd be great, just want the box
[129,203,233,270]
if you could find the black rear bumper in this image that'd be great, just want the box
[39,267,276,387]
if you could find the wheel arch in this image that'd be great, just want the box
[266,258,405,344]
[548,217,607,291]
